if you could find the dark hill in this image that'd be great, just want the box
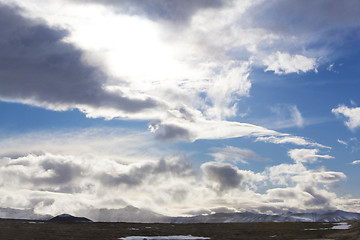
[49,214,92,223]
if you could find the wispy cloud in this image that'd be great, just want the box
[256,136,329,149]
[261,104,305,129]
[337,139,348,146]
[209,146,269,164]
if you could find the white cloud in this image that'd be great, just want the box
[327,63,335,72]
[205,61,251,120]
[307,171,346,183]
[288,149,333,164]
[352,160,360,165]
[290,169,346,185]
[266,163,307,186]
[153,116,327,148]
[266,185,335,210]
[265,150,342,188]
[264,51,317,75]
[332,105,360,130]
[150,114,281,142]
[264,180,340,212]
[263,160,346,212]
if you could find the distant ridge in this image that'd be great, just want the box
[1,206,360,223]
[49,214,92,223]
[0,207,52,220]
[169,210,360,223]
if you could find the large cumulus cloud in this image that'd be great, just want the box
[0,3,166,119]
[201,162,244,193]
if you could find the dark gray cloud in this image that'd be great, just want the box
[35,159,83,185]
[70,0,226,23]
[154,124,193,141]
[0,153,195,195]
[0,3,163,116]
[0,155,83,190]
[201,162,243,192]
[29,198,55,208]
[100,157,195,187]
[304,186,330,207]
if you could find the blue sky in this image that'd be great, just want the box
[0,0,360,218]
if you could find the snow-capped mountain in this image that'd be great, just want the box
[169,210,360,223]
[315,210,360,222]
[1,206,359,223]
[77,208,360,223]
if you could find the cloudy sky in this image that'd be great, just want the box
[1,0,360,218]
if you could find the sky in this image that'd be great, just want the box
[0,0,360,218]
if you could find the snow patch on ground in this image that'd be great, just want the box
[330,222,351,230]
[291,216,314,222]
[118,236,210,240]
[304,222,351,231]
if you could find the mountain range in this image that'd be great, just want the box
[1,206,360,223]
[168,210,360,223]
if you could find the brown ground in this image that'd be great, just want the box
[0,219,359,240]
